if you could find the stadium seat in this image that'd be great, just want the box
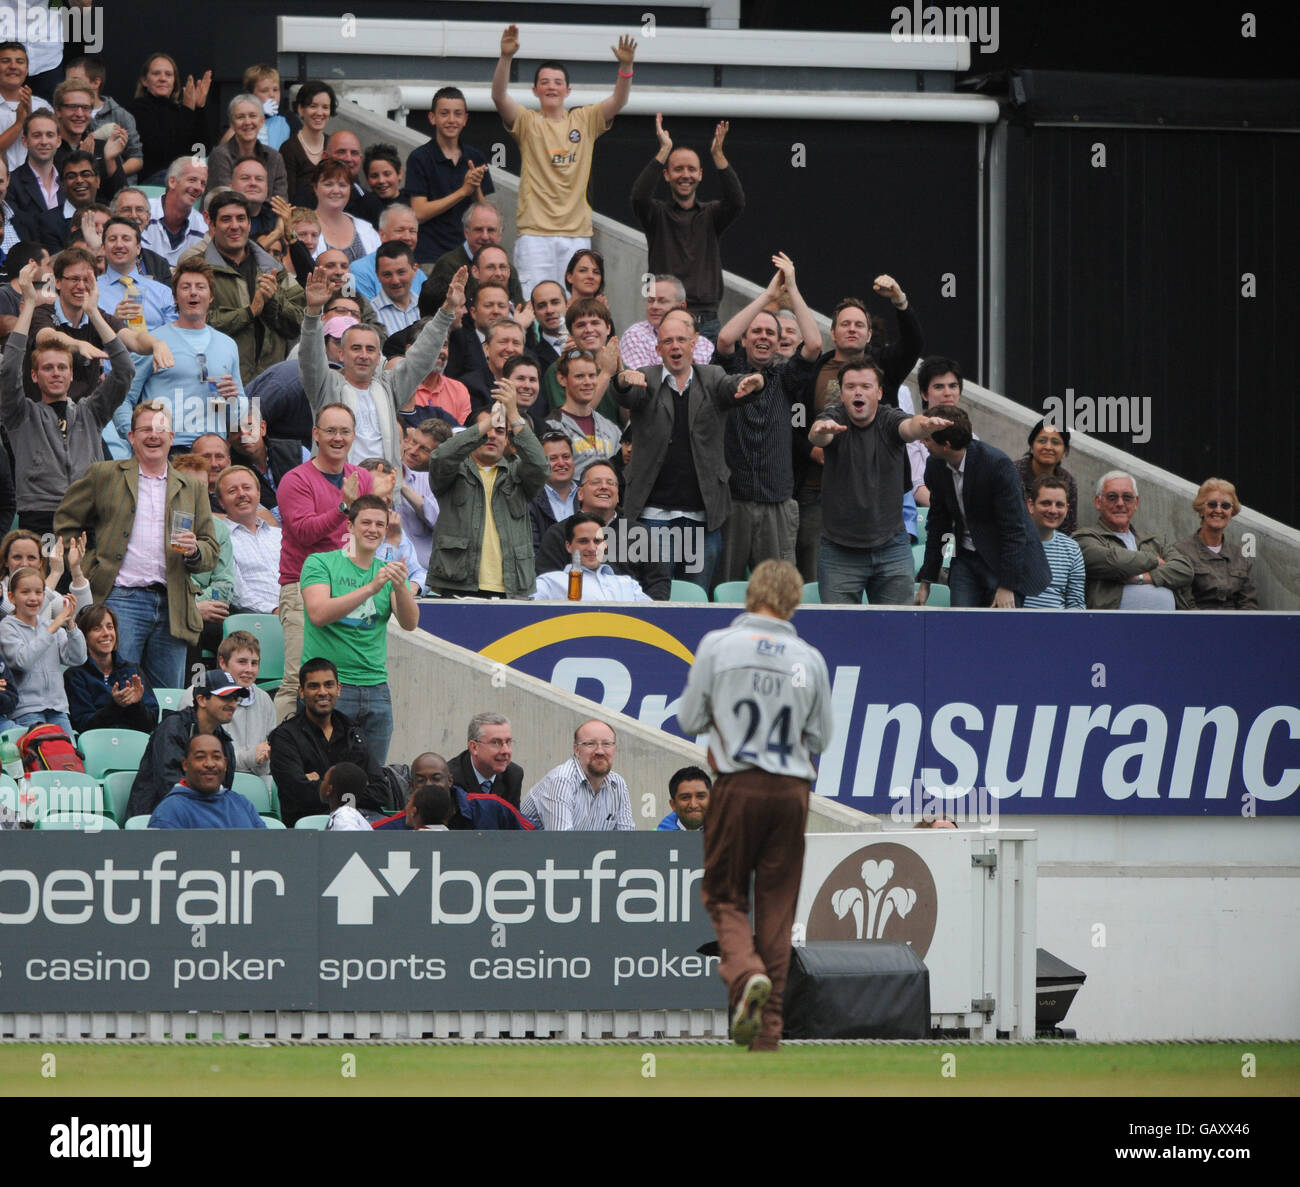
[670,579,709,602]
[102,771,136,825]
[155,687,186,717]
[223,614,284,686]
[712,581,748,604]
[124,815,151,829]
[232,772,275,817]
[37,813,120,830]
[78,728,150,778]
[0,725,24,746]
[24,771,107,818]
[801,582,820,603]
[260,815,286,828]
[911,543,925,574]
[294,814,330,829]
[915,506,928,544]
[136,184,165,200]
[919,581,951,607]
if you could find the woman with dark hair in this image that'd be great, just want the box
[564,248,605,300]
[311,159,379,262]
[1016,420,1079,535]
[64,603,159,733]
[280,80,337,196]
[1176,478,1257,610]
[128,52,211,184]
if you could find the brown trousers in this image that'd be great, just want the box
[701,770,810,1049]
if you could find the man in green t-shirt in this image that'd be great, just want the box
[300,493,419,763]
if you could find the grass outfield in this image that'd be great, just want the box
[1,1042,1297,1096]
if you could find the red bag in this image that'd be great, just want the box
[19,725,85,775]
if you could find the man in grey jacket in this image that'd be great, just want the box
[299,263,464,471]
[611,309,764,589]
[0,260,134,535]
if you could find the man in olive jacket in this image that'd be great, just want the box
[426,383,547,598]
[54,400,221,689]
[202,191,305,383]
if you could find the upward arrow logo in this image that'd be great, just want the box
[322,853,390,925]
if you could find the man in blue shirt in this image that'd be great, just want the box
[115,259,249,449]
[149,731,267,829]
[98,215,175,329]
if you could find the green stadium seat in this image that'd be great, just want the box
[124,815,151,829]
[712,581,748,604]
[919,581,951,607]
[911,543,925,574]
[102,771,136,825]
[915,506,928,544]
[78,728,150,779]
[232,772,275,817]
[294,814,329,829]
[155,687,186,716]
[801,582,820,604]
[0,725,25,746]
[222,614,284,684]
[136,184,165,200]
[260,815,286,828]
[37,813,120,830]
[670,579,709,602]
[25,770,107,818]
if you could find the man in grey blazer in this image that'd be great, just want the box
[610,309,763,590]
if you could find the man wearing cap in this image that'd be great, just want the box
[125,669,242,821]
[148,732,267,829]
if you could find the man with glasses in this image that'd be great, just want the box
[1073,469,1192,610]
[521,718,634,831]
[447,712,525,808]
[51,78,127,202]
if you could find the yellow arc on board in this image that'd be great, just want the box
[479,612,696,665]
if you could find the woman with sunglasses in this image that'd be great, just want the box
[1176,479,1256,609]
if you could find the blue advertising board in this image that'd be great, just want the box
[418,603,1300,816]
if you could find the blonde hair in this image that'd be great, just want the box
[745,560,802,620]
[1193,477,1241,519]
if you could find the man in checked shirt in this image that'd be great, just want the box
[678,559,833,1051]
[520,718,635,831]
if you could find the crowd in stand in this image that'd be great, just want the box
[0,24,1258,828]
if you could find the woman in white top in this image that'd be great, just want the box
[310,159,379,264]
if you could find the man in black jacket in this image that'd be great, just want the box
[268,657,395,825]
[915,407,1052,608]
[446,711,524,809]
[126,670,240,820]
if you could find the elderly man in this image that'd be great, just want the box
[141,156,208,267]
[520,718,635,831]
[619,273,716,369]
[1073,470,1193,610]
[55,399,221,690]
[299,263,461,470]
[447,712,525,808]
[108,187,173,282]
[201,190,305,382]
[429,200,524,306]
[216,464,282,614]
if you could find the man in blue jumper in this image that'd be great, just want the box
[149,732,266,829]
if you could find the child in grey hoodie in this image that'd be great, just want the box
[0,568,87,733]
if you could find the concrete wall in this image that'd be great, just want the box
[335,95,1299,608]
[387,622,878,835]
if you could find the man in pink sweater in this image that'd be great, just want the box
[273,401,396,720]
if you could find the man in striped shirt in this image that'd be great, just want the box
[520,718,635,831]
[1024,474,1086,609]
[370,242,421,336]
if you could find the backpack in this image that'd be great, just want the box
[18,725,85,775]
